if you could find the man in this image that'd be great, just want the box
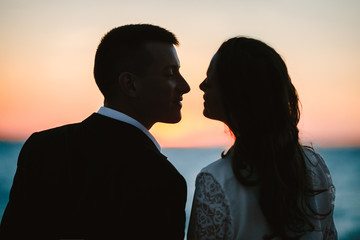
[0,24,190,239]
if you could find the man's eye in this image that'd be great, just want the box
[166,71,174,77]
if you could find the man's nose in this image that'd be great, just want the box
[179,74,190,94]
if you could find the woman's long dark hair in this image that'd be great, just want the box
[215,37,329,239]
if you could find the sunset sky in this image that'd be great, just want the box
[0,0,359,148]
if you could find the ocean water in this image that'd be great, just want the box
[1,142,359,239]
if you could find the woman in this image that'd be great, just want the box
[187,37,337,240]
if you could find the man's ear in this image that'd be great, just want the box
[118,72,137,97]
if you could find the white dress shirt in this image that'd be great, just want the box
[97,106,161,152]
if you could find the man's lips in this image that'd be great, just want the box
[174,96,183,107]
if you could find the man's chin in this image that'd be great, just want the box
[203,110,218,121]
[203,110,211,119]
[160,114,182,124]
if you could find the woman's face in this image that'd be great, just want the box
[199,55,227,123]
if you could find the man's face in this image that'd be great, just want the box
[135,42,190,128]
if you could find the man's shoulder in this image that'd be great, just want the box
[26,122,81,145]
[21,114,105,154]
[27,113,104,143]
[37,122,81,136]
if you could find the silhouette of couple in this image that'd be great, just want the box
[0,24,337,239]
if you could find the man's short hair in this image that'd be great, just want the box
[93,24,179,99]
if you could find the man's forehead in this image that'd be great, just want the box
[144,41,176,53]
[144,42,180,67]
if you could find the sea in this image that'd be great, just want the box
[0,141,359,239]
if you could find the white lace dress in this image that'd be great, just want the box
[187,149,337,240]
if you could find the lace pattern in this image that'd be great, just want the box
[189,172,233,240]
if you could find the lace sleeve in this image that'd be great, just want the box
[187,172,232,240]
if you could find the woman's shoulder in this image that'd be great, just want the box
[196,154,239,195]
[301,149,337,238]
[302,147,332,179]
[199,154,233,178]
[302,146,336,208]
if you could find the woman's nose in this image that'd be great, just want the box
[199,79,207,91]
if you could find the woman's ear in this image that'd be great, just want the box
[117,72,137,97]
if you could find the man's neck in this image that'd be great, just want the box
[104,101,154,129]
[97,106,161,151]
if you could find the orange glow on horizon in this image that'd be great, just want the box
[1,1,360,148]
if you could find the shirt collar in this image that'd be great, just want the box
[97,106,161,152]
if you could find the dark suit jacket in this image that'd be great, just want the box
[0,113,187,239]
